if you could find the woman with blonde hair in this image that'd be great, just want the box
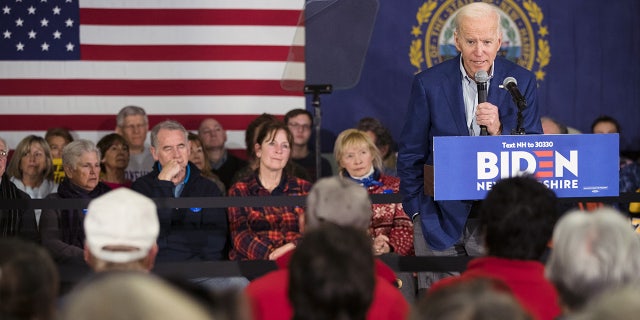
[334,129,414,257]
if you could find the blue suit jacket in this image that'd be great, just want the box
[397,55,543,250]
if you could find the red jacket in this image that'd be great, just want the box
[430,256,561,320]
[246,251,408,320]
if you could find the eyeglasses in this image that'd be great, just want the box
[288,123,311,131]
[0,150,7,159]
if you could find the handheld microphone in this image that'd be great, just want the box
[475,70,490,136]
[502,77,526,107]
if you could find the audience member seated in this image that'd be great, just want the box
[356,117,398,176]
[590,115,640,212]
[591,114,620,134]
[132,120,228,262]
[0,137,38,241]
[430,176,561,320]
[245,177,403,320]
[232,113,278,184]
[545,207,640,315]
[232,114,310,185]
[83,188,159,272]
[228,121,311,261]
[590,115,632,165]
[115,105,155,182]
[334,129,414,256]
[187,132,226,193]
[60,272,211,320]
[0,238,59,320]
[540,116,568,134]
[40,140,111,263]
[289,223,408,320]
[334,129,416,301]
[45,127,74,184]
[96,133,132,189]
[411,278,532,320]
[198,117,247,190]
[7,135,58,225]
[284,108,333,182]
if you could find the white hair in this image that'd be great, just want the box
[454,2,501,37]
[545,207,640,310]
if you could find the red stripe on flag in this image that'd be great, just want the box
[80,45,305,62]
[0,80,304,96]
[0,115,274,131]
[79,9,303,26]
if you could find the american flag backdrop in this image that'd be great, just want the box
[0,0,305,154]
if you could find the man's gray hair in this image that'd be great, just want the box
[62,139,101,170]
[116,106,148,128]
[545,207,640,310]
[150,120,188,148]
[305,177,372,231]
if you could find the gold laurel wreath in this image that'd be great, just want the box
[523,0,551,80]
[409,0,436,70]
[409,0,551,81]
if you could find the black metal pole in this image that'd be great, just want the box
[304,85,332,180]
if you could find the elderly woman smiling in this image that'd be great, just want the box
[39,139,111,263]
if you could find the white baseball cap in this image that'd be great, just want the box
[84,188,159,263]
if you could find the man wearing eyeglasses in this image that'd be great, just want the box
[115,105,155,182]
[284,109,332,182]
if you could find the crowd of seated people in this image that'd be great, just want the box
[2,103,640,319]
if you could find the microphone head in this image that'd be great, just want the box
[503,77,517,87]
[475,70,490,83]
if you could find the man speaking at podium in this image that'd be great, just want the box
[397,2,542,293]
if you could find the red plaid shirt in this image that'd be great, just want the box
[227,173,311,260]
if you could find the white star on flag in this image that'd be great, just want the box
[65,18,73,27]
[27,6,35,14]
[16,42,24,51]
[53,6,60,15]
[15,18,23,26]
[65,42,74,51]
[28,29,36,39]
[40,18,49,27]
[40,42,49,51]
[2,6,10,14]
[53,30,61,39]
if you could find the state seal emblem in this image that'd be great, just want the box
[409,0,550,81]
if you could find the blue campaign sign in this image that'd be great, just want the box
[433,134,620,200]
